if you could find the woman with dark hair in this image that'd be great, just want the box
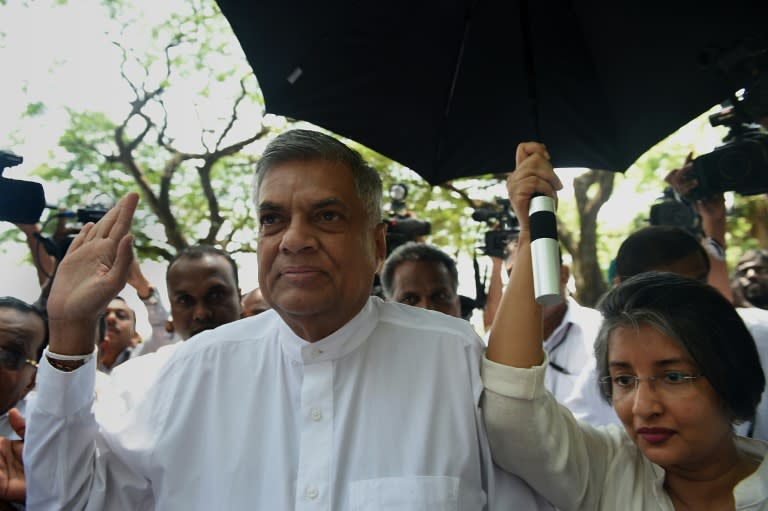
[482,142,768,510]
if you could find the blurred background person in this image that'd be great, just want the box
[240,287,269,318]
[105,244,242,412]
[0,297,46,439]
[97,296,139,372]
[733,249,768,310]
[380,241,462,318]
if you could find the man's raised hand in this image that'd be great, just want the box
[46,193,139,356]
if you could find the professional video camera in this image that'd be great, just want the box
[648,187,703,238]
[0,150,46,224]
[383,183,431,256]
[0,149,110,260]
[686,79,768,200]
[472,198,520,259]
[43,195,112,260]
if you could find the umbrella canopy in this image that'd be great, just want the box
[216,0,767,185]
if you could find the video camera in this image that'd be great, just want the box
[686,79,768,200]
[472,198,520,259]
[0,149,110,260]
[648,187,703,238]
[383,183,431,256]
[0,150,46,225]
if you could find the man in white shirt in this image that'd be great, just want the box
[484,236,602,405]
[379,241,463,318]
[105,244,243,414]
[25,129,548,510]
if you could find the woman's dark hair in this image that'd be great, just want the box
[594,272,765,423]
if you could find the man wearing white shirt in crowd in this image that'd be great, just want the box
[483,236,602,406]
[25,129,549,510]
[105,244,243,414]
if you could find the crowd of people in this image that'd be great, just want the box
[0,129,766,509]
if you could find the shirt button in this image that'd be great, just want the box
[311,348,323,358]
[306,486,319,499]
[310,408,322,421]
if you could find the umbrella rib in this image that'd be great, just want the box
[436,0,480,177]
[444,3,477,118]
[520,0,540,139]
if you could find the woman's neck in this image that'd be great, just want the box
[664,440,759,511]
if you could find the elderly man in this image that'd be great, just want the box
[25,130,547,510]
[380,241,463,318]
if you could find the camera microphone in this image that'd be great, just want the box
[529,194,562,306]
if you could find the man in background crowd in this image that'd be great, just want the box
[483,235,602,406]
[0,297,46,509]
[106,244,242,412]
[240,287,269,318]
[733,249,768,310]
[380,241,462,318]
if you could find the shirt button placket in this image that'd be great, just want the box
[295,358,333,510]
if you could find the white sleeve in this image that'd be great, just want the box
[481,356,623,510]
[131,290,178,358]
[25,351,155,511]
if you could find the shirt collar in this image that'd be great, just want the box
[278,297,379,364]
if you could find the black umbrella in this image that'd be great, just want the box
[215,0,767,185]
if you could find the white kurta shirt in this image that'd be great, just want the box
[26,297,547,511]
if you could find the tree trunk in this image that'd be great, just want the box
[569,169,615,307]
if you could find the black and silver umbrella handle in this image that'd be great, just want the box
[529,194,562,306]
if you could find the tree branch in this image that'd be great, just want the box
[214,77,250,151]
[558,223,576,256]
[438,182,484,208]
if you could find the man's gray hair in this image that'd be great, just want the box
[252,129,383,225]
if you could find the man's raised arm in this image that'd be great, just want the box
[25,193,153,510]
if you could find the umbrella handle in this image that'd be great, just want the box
[529,194,562,306]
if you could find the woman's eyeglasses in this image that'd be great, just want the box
[599,371,702,401]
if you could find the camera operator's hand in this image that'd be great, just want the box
[46,193,138,358]
[666,154,733,302]
[665,152,726,237]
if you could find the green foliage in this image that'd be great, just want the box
[22,101,46,117]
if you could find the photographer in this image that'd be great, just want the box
[664,153,734,301]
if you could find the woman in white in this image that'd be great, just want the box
[482,141,768,510]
